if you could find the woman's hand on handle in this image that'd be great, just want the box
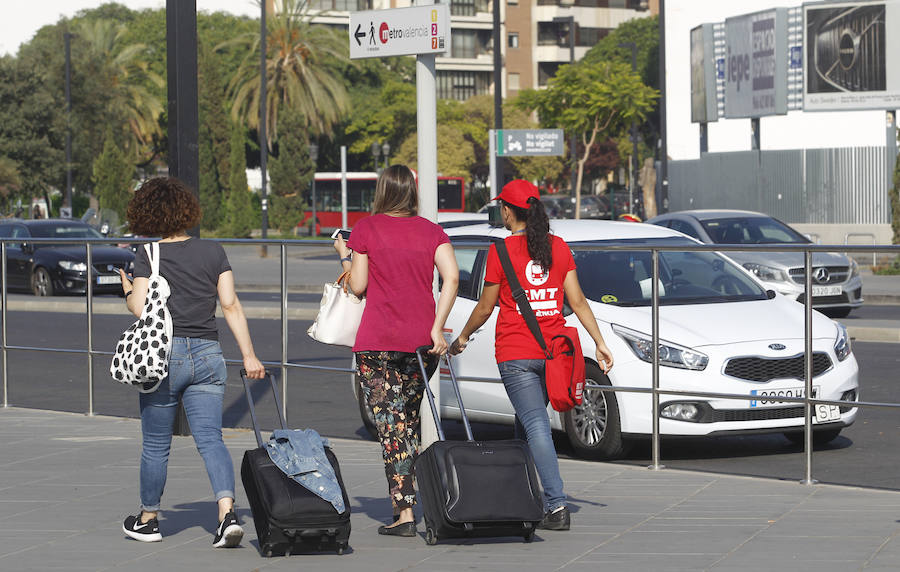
[243,356,265,379]
[429,327,448,355]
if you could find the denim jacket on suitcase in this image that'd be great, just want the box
[265,428,346,513]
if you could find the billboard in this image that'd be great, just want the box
[690,24,719,123]
[804,0,900,111]
[724,8,788,118]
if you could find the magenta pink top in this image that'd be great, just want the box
[347,214,450,353]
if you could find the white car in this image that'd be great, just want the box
[429,220,859,460]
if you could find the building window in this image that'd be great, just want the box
[451,0,476,17]
[452,30,477,58]
[309,0,367,10]
[508,72,520,91]
[508,33,519,49]
[437,71,491,101]
[578,27,611,46]
[538,62,561,87]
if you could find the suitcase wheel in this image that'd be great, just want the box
[524,530,535,543]
[336,542,347,555]
[425,527,438,546]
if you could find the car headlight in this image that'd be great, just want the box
[58,261,87,272]
[612,324,709,370]
[834,322,852,362]
[849,259,859,279]
[742,262,788,282]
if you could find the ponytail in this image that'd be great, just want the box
[504,198,552,271]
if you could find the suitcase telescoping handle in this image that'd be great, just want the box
[240,369,288,448]
[415,346,475,443]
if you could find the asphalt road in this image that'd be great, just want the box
[3,311,899,491]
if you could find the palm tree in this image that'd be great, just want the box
[76,19,164,159]
[224,0,350,148]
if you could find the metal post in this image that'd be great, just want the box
[65,32,73,213]
[86,244,94,417]
[887,110,897,160]
[658,0,668,213]
[567,18,577,204]
[259,0,269,256]
[280,243,288,424]
[801,250,816,485]
[649,248,664,470]
[2,242,7,408]
[751,117,761,151]
[309,142,318,237]
[492,0,503,188]
[340,146,348,229]
[489,129,497,199]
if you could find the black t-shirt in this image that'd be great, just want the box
[134,238,231,341]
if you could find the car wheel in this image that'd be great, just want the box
[821,307,851,319]
[563,362,630,460]
[356,377,378,441]
[31,267,54,297]
[783,428,842,446]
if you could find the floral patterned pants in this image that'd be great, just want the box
[356,351,437,511]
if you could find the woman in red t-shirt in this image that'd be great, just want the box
[450,179,614,531]
[334,165,459,537]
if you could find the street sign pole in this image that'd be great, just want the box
[489,129,497,199]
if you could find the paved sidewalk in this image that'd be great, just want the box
[1,407,900,572]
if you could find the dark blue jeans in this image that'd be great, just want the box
[138,337,232,512]
[498,358,566,512]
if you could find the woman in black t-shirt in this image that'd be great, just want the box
[118,177,265,548]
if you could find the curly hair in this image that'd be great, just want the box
[127,177,202,237]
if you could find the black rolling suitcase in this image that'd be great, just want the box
[413,347,545,545]
[238,370,351,556]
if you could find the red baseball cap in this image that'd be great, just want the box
[495,179,540,209]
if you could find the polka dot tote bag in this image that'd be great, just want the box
[109,242,173,393]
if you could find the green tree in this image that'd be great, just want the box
[92,131,134,223]
[76,19,164,161]
[891,151,900,245]
[223,124,254,238]
[269,108,312,234]
[224,0,350,148]
[516,60,658,217]
[197,42,232,231]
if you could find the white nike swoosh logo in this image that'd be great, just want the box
[133,522,151,530]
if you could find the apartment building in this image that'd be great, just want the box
[310,0,654,100]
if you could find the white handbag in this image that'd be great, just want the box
[307,271,365,347]
[109,242,174,393]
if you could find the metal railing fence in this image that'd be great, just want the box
[3,237,900,486]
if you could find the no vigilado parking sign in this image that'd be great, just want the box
[349,5,450,59]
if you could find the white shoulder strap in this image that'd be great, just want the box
[144,243,160,277]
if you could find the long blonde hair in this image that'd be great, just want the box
[372,165,418,215]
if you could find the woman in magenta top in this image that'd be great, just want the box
[334,165,458,537]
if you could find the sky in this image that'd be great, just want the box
[1,0,888,160]
[0,0,260,55]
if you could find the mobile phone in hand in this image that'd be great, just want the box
[331,229,351,241]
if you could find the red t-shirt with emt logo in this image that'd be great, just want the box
[484,234,576,363]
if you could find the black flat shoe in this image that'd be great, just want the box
[378,521,417,537]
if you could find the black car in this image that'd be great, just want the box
[0,219,135,296]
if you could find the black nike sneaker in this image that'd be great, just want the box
[212,510,244,548]
[537,506,571,531]
[123,513,162,542]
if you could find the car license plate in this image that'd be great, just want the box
[811,285,842,296]
[750,386,818,407]
[96,275,119,285]
[814,404,841,423]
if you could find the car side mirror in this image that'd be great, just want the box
[20,242,33,254]
[766,289,776,299]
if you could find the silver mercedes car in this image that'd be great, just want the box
[646,209,863,318]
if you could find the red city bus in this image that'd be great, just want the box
[300,172,465,231]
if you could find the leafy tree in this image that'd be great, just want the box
[269,108,312,235]
[344,80,416,163]
[891,151,900,245]
[225,0,350,148]
[75,19,164,161]
[394,124,475,181]
[0,156,22,211]
[0,54,65,205]
[223,124,254,238]
[516,60,658,217]
[92,130,134,223]
[197,42,232,231]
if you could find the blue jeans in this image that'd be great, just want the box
[138,337,233,512]
[498,359,566,512]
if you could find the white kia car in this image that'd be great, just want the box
[422,219,858,460]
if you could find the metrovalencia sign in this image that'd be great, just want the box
[349,5,451,60]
